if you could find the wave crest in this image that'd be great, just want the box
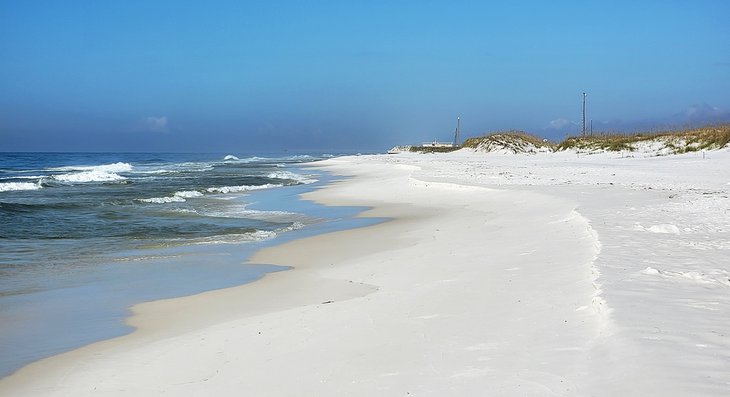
[0,181,42,192]
[206,184,282,194]
[51,162,133,173]
[48,162,132,183]
[139,196,186,204]
[267,171,317,184]
[175,190,204,198]
[138,190,204,204]
[53,171,126,183]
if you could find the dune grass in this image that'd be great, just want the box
[409,146,461,153]
[461,131,553,154]
[556,124,730,153]
[406,124,730,155]
[462,130,549,149]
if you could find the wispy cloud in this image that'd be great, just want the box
[133,116,169,133]
[548,118,577,130]
[681,103,728,121]
[144,116,168,132]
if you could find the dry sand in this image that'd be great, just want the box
[1,149,728,396]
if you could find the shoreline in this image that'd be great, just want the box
[0,153,356,378]
[0,164,370,379]
[1,151,728,395]
[0,155,604,395]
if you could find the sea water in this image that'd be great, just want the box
[0,152,375,378]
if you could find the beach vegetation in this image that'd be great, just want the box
[462,131,553,154]
[556,123,730,154]
[409,145,461,153]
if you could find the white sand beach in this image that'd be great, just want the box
[1,149,729,396]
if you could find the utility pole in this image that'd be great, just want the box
[453,116,461,146]
[582,92,587,136]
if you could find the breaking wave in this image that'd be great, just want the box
[50,162,133,173]
[139,190,204,204]
[267,171,318,184]
[49,162,133,183]
[139,196,186,204]
[190,222,306,245]
[52,170,126,183]
[0,181,42,192]
[206,184,282,194]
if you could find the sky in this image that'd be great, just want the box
[1,0,729,152]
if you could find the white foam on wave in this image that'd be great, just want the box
[134,169,171,174]
[175,190,204,198]
[190,230,279,245]
[172,162,215,172]
[136,162,213,174]
[140,196,186,204]
[53,170,126,183]
[5,175,47,180]
[206,183,282,194]
[139,190,204,204]
[250,230,278,240]
[51,162,133,173]
[0,181,42,192]
[190,222,308,245]
[267,171,318,184]
[191,222,306,245]
[278,221,306,233]
[49,162,132,183]
[223,155,239,161]
[203,207,297,220]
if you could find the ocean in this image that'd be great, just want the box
[0,152,372,378]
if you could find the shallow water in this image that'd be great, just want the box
[0,152,380,378]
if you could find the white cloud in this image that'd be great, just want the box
[548,118,576,129]
[135,116,168,132]
[129,116,169,133]
[684,104,725,120]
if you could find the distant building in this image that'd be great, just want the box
[421,140,455,148]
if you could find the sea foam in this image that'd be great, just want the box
[192,230,278,245]
[51,162,132,183]
[0,182,42,192]
[206,184,282,194]
[51,162,133,173]
[267,171,318,184]
[53,170,126,183]
[139,190,204,204]
[174,190,204,198]
[139,196,186,204]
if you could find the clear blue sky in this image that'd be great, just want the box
[1,0,729,152]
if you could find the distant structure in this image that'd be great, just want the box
[582,92,587,136]
[453,116,461,146]
[421,139,455,148]
[387,117,463,153]
[420,116,462,148]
